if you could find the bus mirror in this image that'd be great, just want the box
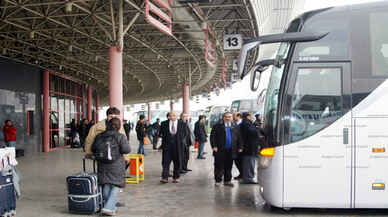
[250,59,275,91]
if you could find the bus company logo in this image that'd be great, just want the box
[298,56,320,61]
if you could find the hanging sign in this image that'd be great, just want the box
[145,0,173,37]
[223,34,242,50]
[205,25,216,67]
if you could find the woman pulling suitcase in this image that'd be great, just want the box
[91,118,131,216]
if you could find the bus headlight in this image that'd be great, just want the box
[259,156,273,169]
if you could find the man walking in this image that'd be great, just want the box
[159,112,190,183]
[232,112,244,180]
[136,115,147,155]
[152,118,161,150]
[180,113,193,174]
[123,120,131,141]
[194,115,207,159]
[240,112,262,184]
[210,112,243,187]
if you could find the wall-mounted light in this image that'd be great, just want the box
[68,45,73,52]
[2,48,6,55]
[59,65,63,70]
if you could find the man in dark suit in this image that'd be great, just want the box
[159,112,191,183]
[194,115,208,159]
[210,112,243,187]
[180,113,193,174]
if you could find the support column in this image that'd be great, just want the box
[43,70,50,153]
[170,100,174,112]
[95,93,99,122]
[87,86,92,122]
[147,103,151,121]
[109,46,123,119]
[182,83,190,115]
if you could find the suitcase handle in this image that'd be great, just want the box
[83,157,96,173]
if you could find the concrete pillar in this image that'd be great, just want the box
[147,103,151,121]
[43,70,50,152]
[182,83,190,115]
[170,100,174,112]
[109,46,123,119]
[95,93,99,122]
[87,86,92,122]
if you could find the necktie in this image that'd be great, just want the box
[172,122,176,135]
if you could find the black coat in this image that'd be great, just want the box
[210,121,243,159]
[152,122,161,136]
[194,121,207,144]
[123,123,131,136]
[93,130,131,188]
[159,120,190,164]
[240,119,263,156]
[135,121,146,140]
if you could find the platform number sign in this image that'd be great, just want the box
[224,34,242,50]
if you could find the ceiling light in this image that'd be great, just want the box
[29,31,35,39]
[65,2,73,13]
[2,48,6,55]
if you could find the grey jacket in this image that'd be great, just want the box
[95,130,131,187]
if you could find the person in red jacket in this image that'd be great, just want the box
[3,120,16,148]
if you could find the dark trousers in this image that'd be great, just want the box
[182,145,190,170]
[243,156,256,182]
[162,142,181,179]
[214,149,233,183]
[152,136,158,149]
[234,153,243,177]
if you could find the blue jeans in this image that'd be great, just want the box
[137,139,145,155]
[102,184,120,212]
[197,143,205,158]
[6,141,16,148]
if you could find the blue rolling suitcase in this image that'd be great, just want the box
[66,158,102,214]
[0,159,16,217]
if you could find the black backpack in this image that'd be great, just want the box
[91,131,121,164]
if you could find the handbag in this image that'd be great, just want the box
[143,137,149,145]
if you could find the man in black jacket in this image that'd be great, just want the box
[135,115,146,155]
[159,112,191,183]
[123,120,131,141]
[210,112,243,187]
[152,118,161,150]
[240,112,263,184]
[194,115,207,159]
[180,113,193,174]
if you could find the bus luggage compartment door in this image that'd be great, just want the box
[353,118,388,208]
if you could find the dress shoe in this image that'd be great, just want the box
[224,182,234,187]
[185,169,192,172]
[116,202,126,207]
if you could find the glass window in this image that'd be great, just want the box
[50,75,56,92]
[370,12,388,77]
[264,43,290,143]
[231,101,239,113]
[288,67,343,143]
[50,94,58,112]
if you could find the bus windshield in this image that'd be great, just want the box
[263,43,290,144]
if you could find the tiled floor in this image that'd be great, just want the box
[15,133,388,217]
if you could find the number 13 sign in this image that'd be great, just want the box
[223,34,242,50]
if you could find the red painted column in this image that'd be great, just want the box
[87,86,92,122]
[182,83,190,115]
[43,70,50,152]
[147,103,151,121]
[109,46,123,119]
[95,93,99,122]
[170,100,174,112]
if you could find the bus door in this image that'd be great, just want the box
[283,62,352,207]
[353,117,388,207]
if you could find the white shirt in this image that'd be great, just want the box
[169,120,178,134]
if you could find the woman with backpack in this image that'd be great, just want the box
[91,118,131,216]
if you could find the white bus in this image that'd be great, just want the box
[238,2,388,209]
